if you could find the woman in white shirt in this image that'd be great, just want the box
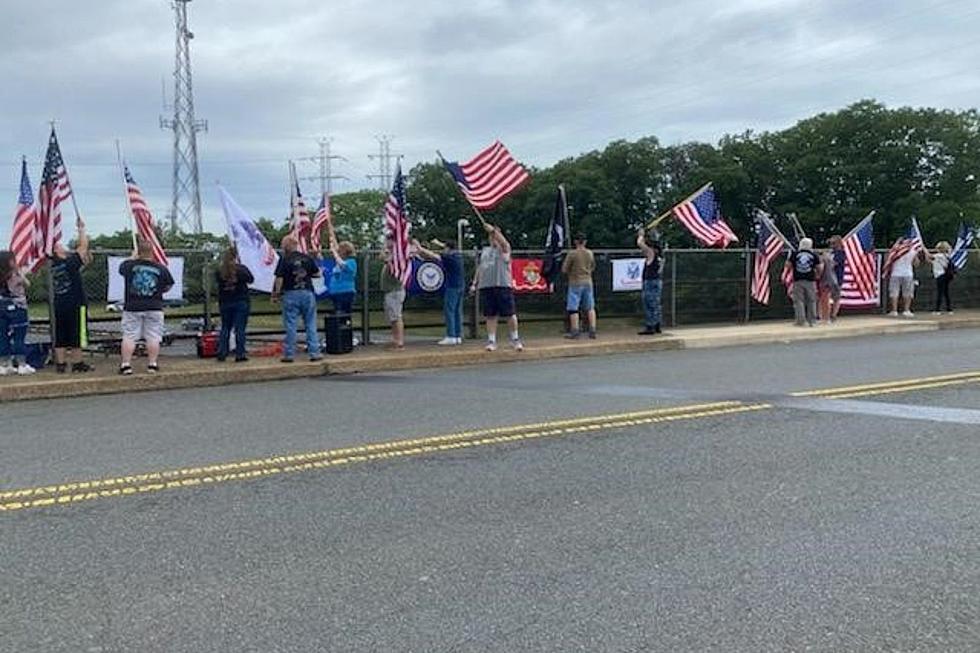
[930,241,953,314]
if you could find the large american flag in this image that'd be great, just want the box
[310,193,330,252]
[289,163,311,253]
[124,165,168,266]
[751,211,789,305]
[37,128,72,259]
[10,158,39,271]
[882,217,924,277]
[671,185,738,248]
[949,222,976,270]
[384,163,412,287]
[443,140,530,211]
[841,212,878,303]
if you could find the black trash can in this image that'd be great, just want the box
[324,312,353,355]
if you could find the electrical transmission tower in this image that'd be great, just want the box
[300,137,347,196]
[160,0,207,233]
[367,135,401,190]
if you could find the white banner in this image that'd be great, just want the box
[612,258,645,292]
[218,186,280,293]
[107,257,184,302]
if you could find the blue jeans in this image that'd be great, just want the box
[0,303,28,363]
[642,279,662,328]
[443,287,463,338]
[218,300,250,360]
[282,289,320,358]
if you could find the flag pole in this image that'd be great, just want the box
[49,122,84,234]
[436,150,490,229]
[115,140,138,250]
[843,210,876,241]
[645,181,713,230]
[559,184,571,247]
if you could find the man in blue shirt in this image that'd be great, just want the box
[414,238,465,345]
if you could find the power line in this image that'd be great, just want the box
[366,135,402,190]
[297,137,348,196]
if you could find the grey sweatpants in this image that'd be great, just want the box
[791,280,817,326]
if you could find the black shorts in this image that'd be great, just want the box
[54,305,88,348]
[480,287,516,318]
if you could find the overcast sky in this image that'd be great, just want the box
[2,0,979,240]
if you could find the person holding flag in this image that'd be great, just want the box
[324,214,358,316]
[636,229,665,335]
[272,234,322,363]
[49,216,93,373]
[413,238,464,345]
[884,219,925,317]
[928,241,954,314]
[470,223,523,352]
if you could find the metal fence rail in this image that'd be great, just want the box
[23,247,980,343]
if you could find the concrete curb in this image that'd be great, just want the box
[2,316,976,403]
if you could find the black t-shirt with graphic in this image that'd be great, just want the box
[790,250,820,282]
[275,251,319,292]
[215,264,255,304]
[120,259,175,312]
[51,253,87,309]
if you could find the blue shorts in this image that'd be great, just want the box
[566,284,595,312]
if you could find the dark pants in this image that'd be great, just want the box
[218,300,250,360]
[0,303,28,363]
[935,276,953,312]
[331,292,354,315]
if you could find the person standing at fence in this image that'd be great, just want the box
[636,229,664,335]
[470,223,523,352]
[929,241,954,314]
[325,215,358,315]
[50,216,94,373]
[886,239,920,318]
[784,237,823,327]
[562,232,597,339]
[380,244,407,350]
[413,238,464,345]
[118,236,175,375]
[818,241,842,324]
[272,235,322,363]
[214,246,254,362]
[0,251,34,375]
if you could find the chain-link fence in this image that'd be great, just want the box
[22,247,980,345]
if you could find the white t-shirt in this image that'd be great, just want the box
[890,250,917,278]
[932,253,950,278]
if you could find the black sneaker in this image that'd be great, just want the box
[71,362,94,373]
[588,331,597,340]
[280,357,294,363]
[234,356,249,363]
[654,323,662,334]
[563,330,581,340]
[147,363,159,374]
[637,328,656,335]
[56,363,68,374]
[119,364,134,376]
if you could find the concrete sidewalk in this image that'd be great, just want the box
[3,312,978,403]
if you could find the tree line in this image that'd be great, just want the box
[91,99,980,252]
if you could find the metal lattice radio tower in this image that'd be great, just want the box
[160,0,207,233]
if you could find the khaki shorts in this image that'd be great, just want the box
[888,276,914,299]
[122,310,165,343]
[384,289,406,323]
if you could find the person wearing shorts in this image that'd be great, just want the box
[561,232,596,339]
[118,236,174,375]
[818,239,842,324]
[50,216,94,373]
[380,245,406,350]
[886,242,919,317]
[470,223,523,352]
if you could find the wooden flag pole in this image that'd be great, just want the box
[115,140,139,250]
[645,181,712,230]
[436,150,490,230]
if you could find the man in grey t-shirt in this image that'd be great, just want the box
[469,223,523,352]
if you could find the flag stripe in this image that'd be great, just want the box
[125,166,168,266]
[450,140,530,210]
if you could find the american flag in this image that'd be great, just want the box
[37,128,72,259]
[780,253,795,295]
[443,140,530,211]
[124,165,168,266]
[671,185,738,248]
[10,158,39,271]
[882,217,924,277]
[839,252,880,308]
[949,222,976,270]
[310,193,331,252]
[288,162,311,253]
[384,163,412,287]
[841,211,878,302]
[751,211,789,305]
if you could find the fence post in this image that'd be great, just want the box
[202,260,212,330]
[743,246,751,323]
[360,250,371,344]
[468,249,479,339]
[670,252,677,327]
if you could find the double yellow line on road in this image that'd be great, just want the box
[791,370,980,400]
[0,400,769,513]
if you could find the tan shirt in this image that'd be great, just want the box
[562,248,595,287]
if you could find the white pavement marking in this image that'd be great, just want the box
[778,397,980,425]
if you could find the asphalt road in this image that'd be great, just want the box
[3,329,980,651]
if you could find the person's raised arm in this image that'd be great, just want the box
[637,229,654,260]
[76,216,92,264]
[412,239,440,262]
[491,226,511,257]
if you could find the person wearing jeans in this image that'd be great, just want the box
[637,229,664,335]
[272,235,322,363]
[0,251,33,375]
[414,238,464,345]
[214,246,254,362]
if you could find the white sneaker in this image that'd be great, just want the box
[16,363,36,375]
[887,311,899,317]
[454,337,463,345]
[902,310,914,318]
[932,311,942,315]
[485,341,497,352]
[0,365,10,376]
[437,337,455,346]
[511,338,524,352]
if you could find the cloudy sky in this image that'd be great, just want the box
[2,0,979,240]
